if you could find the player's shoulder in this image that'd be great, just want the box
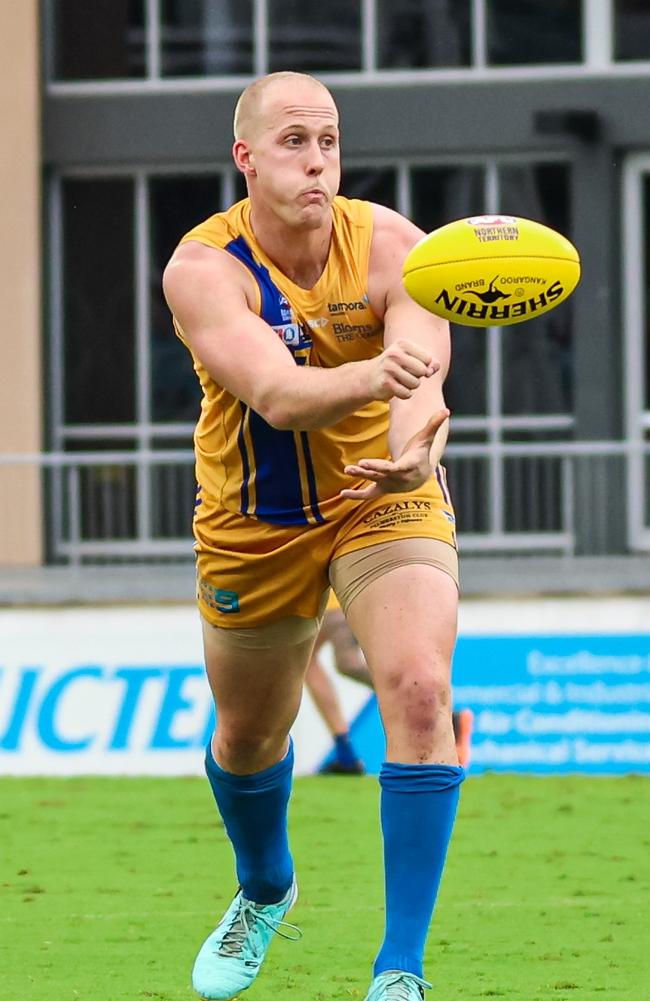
[163,239,246,302]
[163,232,253,319]
[332,197,423,264]
[370,202,424,247]
[368,203,425,278]
[166,199,248,271]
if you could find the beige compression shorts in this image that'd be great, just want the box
[201,536,458,650]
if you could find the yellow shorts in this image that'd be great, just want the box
[194,470,456,629]
[326,589,341,613]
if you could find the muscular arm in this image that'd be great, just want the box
[163,241,435,431]
[371,205,451,466]
[341,206,452,500]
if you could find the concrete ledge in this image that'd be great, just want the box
[0,556,647,607]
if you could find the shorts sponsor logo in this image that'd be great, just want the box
[362,499,436,529]
[199,580,240,614]
[435,279,564,321]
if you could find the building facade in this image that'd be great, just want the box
[4,1,650,566]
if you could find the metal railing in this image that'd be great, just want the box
[0,441,648,564]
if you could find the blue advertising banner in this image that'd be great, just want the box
[2,605,650,775]
[347,635,650,775]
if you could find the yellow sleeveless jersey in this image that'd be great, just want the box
[174,196,390,527]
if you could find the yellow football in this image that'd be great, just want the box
[403,215,581,327]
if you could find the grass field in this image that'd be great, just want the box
[1,773,647,1001]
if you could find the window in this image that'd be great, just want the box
[56,171,227,434]
[376,0,471,69]
[640,174,644,408]
[49,0,598,83]
[267,0,362,72]
[487,0,582,66]
[340,167,397,208]
[498,163,573,414]
[411,166,487,417]
[62,178,136,423]
[614,0,650,61]
[149,175,221,422]
[53,0,146,80]
[160,0,254,76]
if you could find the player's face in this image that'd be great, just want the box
[246,85,341,230]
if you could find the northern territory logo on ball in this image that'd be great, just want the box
[467,215,519,243]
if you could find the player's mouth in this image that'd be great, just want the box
[301,188,327,202]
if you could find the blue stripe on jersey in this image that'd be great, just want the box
[435,465,451,506]
[226,236,285,324]
[237,402,251,513]
[247,409,310,525]
[225,236,321,525]
[299,432,325,524]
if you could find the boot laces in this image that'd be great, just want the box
[381,972,432,1000]
[218,897,302,960]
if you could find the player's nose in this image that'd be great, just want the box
[305,141,325,173]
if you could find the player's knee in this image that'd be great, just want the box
[383,665,452,732]
[214,727,288,772]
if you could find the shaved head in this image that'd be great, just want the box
[233,72,337,141]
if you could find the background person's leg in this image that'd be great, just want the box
[323,608,373,687]
[304,618,365,774]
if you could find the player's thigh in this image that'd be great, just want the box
[341,561,458,700]
[201,615,316,739]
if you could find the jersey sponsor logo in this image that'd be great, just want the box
[328,295,369,314]
[307,316,329,329]
[435,280,564,322]
[272,322,313,349]
[277,293,292,322]
[332,322,377,337]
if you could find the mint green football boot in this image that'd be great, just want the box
[192,879,300,1000]
[363,970,432,1001]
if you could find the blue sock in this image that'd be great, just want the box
[374,761,465,979]
[204,738,294,905]
[334,732,359,767]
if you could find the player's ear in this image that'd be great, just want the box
[233,140,256,176]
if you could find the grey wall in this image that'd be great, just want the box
[44,76,647,164]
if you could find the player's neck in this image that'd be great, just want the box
[249,204,332,290]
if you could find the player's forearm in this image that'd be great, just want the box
[258,361,375,431]
[388,382,449,463]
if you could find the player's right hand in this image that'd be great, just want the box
[367,339,439,401]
